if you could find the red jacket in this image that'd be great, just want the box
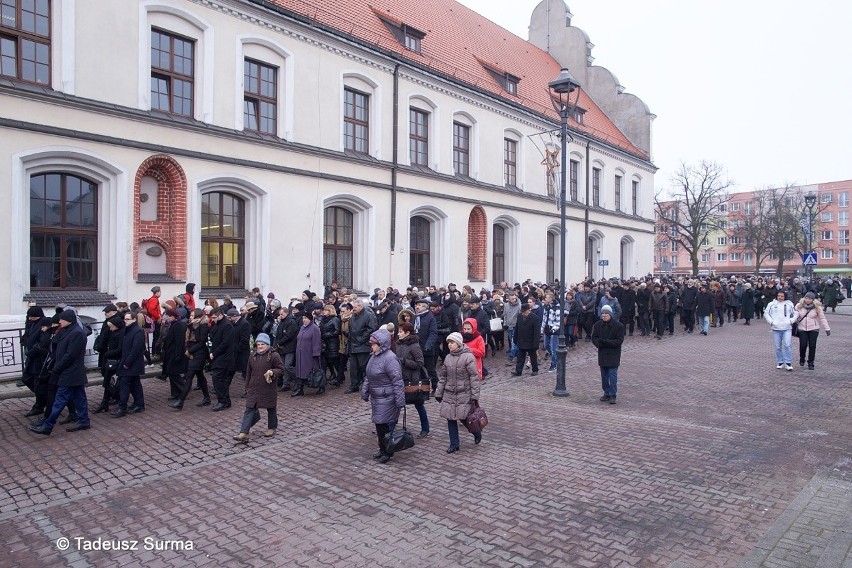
[462,317,485,379]
[145,295,162,322]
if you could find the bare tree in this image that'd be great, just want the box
[655,161,734,276]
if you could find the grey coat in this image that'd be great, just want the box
[295,322,321,380]
[435,345,480,421]
[361,328,404,424]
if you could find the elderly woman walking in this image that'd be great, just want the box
[435,332,481,453]
[361,328,404,464]
[795,292,831,370]
[233,333,284,443]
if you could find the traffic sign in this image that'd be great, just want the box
[598,259,609,266]
[802,253,818,266]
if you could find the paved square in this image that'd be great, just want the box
[0,315,849,567]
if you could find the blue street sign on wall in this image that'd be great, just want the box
[598,259,609,266]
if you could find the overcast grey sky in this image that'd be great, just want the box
[456,0,852,195]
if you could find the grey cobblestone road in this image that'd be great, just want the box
[0,313,849,567]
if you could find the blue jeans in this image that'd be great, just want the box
[43,385,90,430]
[772,329,792,364]
[700,316,710,333]
[600,366,618,398]
[544,333,558,367]
[447,419,460,449]
[507,329,517,358]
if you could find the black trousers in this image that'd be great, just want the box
[423,351,438,390]
[349,352,370,390]
[621,313,635,334]
[180,368,209,401]
[167,373,185,399]
[798,330,819,365]
[322,352,339,382]
[375,422,391,452]
[336,353,348,386]
[515,349,538,374]
[682,310,695,332]
[211,367,233,404]
[653,311,666,336]
[579,312,595,337]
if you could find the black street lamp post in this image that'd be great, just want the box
[804,192,817,282]
[548,68,580,398]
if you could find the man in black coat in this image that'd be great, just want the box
[228,308,252,381]
[345,299,377,393]
[22,306,51,416]
[413,298,438,390]
[591,304,625,404]
[275,306,300,391]
[620,282,637,336]
[111,310,147,417]
[30,310,90,435]
[162,309,189,407]
[207,307,235,410]
[512,303,541,377]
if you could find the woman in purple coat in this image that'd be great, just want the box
[293,312,322,397]
[361,328,404,464]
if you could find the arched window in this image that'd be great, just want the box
[546,231,556,284]
[30,173,98,289]
[324,206,353,288]
[201,192,245,288]
[410,216,430,287]
[492,225,505,285]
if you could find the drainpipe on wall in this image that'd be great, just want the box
[584,139,591,279]
[390,63,400,286]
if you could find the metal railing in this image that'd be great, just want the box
[0,321,105,383]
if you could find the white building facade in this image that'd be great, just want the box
[0,0,656,316]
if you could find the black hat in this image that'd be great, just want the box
[26,306,45,318]
[107,315,125,328]
[58,309,77,324]
[301,312,313,321]
[521,303,531,312]
[50,313,61,326]
[227,308,240,317]
[103,304,118,313]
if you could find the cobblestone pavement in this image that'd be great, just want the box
[0,314,849,567]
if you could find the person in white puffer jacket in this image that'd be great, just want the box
[763,290,798,371]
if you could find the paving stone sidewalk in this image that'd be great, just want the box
[0,314,849,567]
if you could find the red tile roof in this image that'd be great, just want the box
[261,0,649,160]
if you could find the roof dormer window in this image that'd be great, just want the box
[504,74,518,95]
[402,26,424,53]
[372,8,425,54]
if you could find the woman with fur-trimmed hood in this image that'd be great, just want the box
[795,292,831,370]
[361,328,404,464]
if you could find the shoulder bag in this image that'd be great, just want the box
[383,407,415,455]
[489,317,503,332]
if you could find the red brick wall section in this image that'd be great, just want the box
[467,206,487,280]
[132,155,188,280]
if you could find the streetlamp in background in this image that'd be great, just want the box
[804,192,817,282]
[548,67,580,398]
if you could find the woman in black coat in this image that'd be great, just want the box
[93,316,124,413]
[396,322,429,437]
[176,308,211,407]
[162,310,189,408]
[319,304,341,386]
[111,312,146,417]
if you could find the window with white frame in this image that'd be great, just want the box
[840,211,849,226]
[821,193,832,204]
[785,197,794,207]
[821,249,833,260]
[409,107,429,167]
[744,252,754,263]
[730,252,741,261]
[669,225,677,238]
[670,241,677,252]
[631,180,638,215]
[840,192,849,207]
[839,230,850,245]
[744,201,751,214]
[821,212,833,222]
[821,230,833,241]
[732,219,740,229]
[769,252,778,260]
[730,236,740,244]
[700,223,708,231]
[717,204,727,212]
[701,253,709,262]
[718,220,728,229]
[717,237,727,245]
[731,202,740,211]
[840,249,849,264]
[671,256,677,267]
[701,237,709,246]
[717,253,727,261]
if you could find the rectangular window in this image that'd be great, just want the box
[821,193,832,204]
[744,253,754,262]
[0,0,50,84]
[785,197,794,207]
[717,237,727,245]
[701,237,709,246]
[569,160,579,201]
[409,108,429,167]
[839,211,849,226]
[840,249,849,264]
[452,121,470,176]
[821,230,833,241]
[614,175,622,211]
[744,201,752,214]
[730,236,740,245]
[404,31,420,53]
[732,220,740,229]
[632,180,638,215]
[671,256,677,267]
[700,253,709,262]
[670,241,677,252]
[839,192,849,207]
[730,252,741,261]
[669,225,677,238]
[151,28,194,116]
[503,138,517,187]
[839,230,850,245]
[717,253,727,262]
[821,249,833,260]
[244,58,277,135]
[592,167,601,206]
[731,202,740,211]
[718,220,728,229]
[343,87,369,154]
[717,203,727,212]
[821,212,833,222]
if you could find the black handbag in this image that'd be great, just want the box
[307,367,325,389]
[106,359,119,372]
[383,407,415,455]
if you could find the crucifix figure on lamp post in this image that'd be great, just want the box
[548,68,580,398]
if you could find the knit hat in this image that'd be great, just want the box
[601,304,613,314]
[447,332,464,346]
[26,306,45,318]
[303,289,313,298]
[50,313,61,326]
[227,308,240,317]
[58,309,77,324]
[267,292,275,299]
[103,304,118,313]
[805,291,816,299]
[255,333,271,345]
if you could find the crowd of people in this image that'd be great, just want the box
[18,272,844,460]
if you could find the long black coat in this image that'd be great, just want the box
[514,311,541,350]
[185,322,209,371]
[161,319,188,377]
[23,318,52,377]
[397,334,427,404]
[208,319,235,371]
[591,318,625,368]
[117,322,146,377]
[696,291,714,317]
[51,324,88,386]
[320,315,341,355]
[681,286,698,311]
[233,317,252,374]
[348,308,377,354]
[275,315,299,354]
[621,289,637,318]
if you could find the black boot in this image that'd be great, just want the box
[92,402,109,414]
[169,400,184,410]
[196,397,211,407]
[290,387,304,397]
